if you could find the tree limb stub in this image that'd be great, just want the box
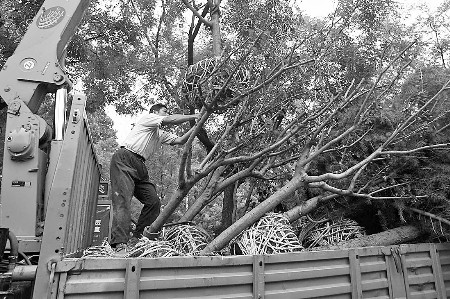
[318,225,423,250]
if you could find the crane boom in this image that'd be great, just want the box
[0,1,100,298]
[0,0,90,111]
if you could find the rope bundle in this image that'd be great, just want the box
[161,223,211,255]
[82,223,210,258]
[301,218,365,249]
[127,238,180,258]
[232,213,303,255]
[81,217,364,258]
[82,239,114,258]
[181,57,250,109]
[82,237,180,258]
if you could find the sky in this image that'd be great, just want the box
[107,0,446,144]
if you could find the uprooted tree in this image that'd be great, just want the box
[137,0,450,253]
[4,0,450,253]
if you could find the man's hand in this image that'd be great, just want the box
[171,126,197,145]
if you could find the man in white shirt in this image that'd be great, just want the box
[110,102,198,253]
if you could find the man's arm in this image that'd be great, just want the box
[162,114,199,126]
[170,126,196,145]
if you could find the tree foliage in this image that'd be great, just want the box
[3,0,450,252]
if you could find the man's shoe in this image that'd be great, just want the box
[113,243,128,257]
[127,236,140,248]
[143,228,160,240]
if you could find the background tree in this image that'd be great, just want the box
[87,109,119,180]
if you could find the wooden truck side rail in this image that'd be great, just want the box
[44,242,450,299]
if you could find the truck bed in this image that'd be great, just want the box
[47,242,450,299]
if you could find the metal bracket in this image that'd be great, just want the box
[72,109,80,123]
[7,101,21,115]
[391,247,403,273]
[253,255,265,299]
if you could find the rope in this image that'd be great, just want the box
[232,213,303,255]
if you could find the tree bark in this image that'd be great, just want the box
[187,4,210,66]
[217,183,236,234]
[0,109,5,174]
[146,187,191,233]
[201,174,304,254]
[210,0,221,57]
[181,166,224,221]
[195,127,215,152]
[284,193,338,223]
[319,225,423,250]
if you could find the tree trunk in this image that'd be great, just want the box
[210,0,221,57]
[146,187,191,233]
[181,166,224,221]
[217,183,236,234]
[201,174,304,254]
[195,127,215,152]
[187,5,209,66]
[284,196,321,222]
[284,193,338,223]
[320,225,423,250]
[0,109,5,175]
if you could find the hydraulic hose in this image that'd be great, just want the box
[7,230,18,271]
[18,251,32,265]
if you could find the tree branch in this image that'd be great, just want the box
[181,0,212,27]
[407,207,450,227]
[381,143,450,155]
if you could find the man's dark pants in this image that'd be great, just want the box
[109,148,161,245]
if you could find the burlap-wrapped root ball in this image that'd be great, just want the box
[181,57,250,110]
[161,222,211,255]
[127,237,180,258]
[82,237,180,258]
[300,217,365,249]
[231,213,303,255]
[82,238,114,258]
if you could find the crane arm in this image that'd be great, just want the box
[0,0,91,113]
